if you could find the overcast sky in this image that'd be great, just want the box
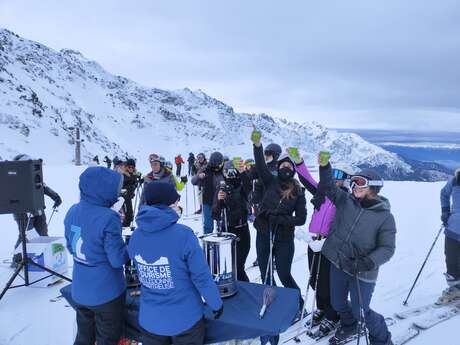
[1,0,459,131]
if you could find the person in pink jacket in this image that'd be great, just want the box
[288,148,354,338]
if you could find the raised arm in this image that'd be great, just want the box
[318,160,348,206]
[295,162,318,195]
[253,144,274,186]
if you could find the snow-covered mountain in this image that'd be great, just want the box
[0,28,450,181]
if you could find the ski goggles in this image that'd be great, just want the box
[350,176,384,189]
[149,153,160,163]
[332,169,350,181]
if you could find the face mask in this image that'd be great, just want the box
[278,167,294,181]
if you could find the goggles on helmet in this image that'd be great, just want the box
[350,175,384,189]
[332,169,350,181]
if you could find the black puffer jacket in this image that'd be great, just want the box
[191,166,224,205]
[253,145,307,241]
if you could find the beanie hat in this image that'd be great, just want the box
[209,152,224,168]
[277,152,294,168]
[144,182,180,206]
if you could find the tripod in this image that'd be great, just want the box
[0,214,72,301]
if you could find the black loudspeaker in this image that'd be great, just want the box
[0,160,45,214]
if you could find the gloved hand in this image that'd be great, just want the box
[342,256,375,275]
[53,197,62,209]
[310,194,325,211]
[309,238,326,253]
[287,147,303,165]
[441,207,451,226]
[213,305,224,320]
[180,176,188,183]
[251,127,262,146]
[318,151,331,167]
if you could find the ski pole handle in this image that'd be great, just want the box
[259,304,267,319]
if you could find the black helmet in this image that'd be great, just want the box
[264,143,282,161]
[209,152,224,168]
[125,158,136,168]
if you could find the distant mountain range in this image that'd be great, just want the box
[0,28,452,181]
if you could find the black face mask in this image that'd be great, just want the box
[278,167,294,181]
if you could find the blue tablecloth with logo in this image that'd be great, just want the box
[61,281,299,343]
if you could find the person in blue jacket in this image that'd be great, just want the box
[438,168,460,304]
[64,166,129,345]
[128,182,223,345]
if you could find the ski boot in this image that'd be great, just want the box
[308,318,338,340]
[305,309,325,327]
[328,323,365,345]
[435,285,460,306]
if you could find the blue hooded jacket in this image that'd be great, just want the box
[128,205,222,336]
[441,177,460,241]
[64,167,128,306]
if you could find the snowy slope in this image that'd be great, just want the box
[0,28,449,181]
[0,164,455,345]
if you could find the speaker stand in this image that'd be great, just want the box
[0,215,72,301]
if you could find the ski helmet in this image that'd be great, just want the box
[165,161,173,170]
[125,158,136,168]
[223,155,230,163]
[149,153,165,167]
[352,169,384,193]
[264,143,282,161]
[209,152,224,169]
[223,160,239,179]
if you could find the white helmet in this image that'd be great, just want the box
[331,162,355,177]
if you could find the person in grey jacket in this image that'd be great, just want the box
[438,168,460,304]
[318,152,396,345]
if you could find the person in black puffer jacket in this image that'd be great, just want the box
[251,129,307,311]
[212,160,252,282]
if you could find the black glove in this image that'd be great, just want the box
[441,207,451,226]
[342,256,375,275]
[213,305,224,320]
[53,197,62,209]
[180,176,188,183]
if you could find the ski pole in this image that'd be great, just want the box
[185,179,189,215]
[402,225,444,306]
[308,253,322,333]
[47,208,57,227]
[355,275,370,345]
[193,185,197,213]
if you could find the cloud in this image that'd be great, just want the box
[0,0,459,131]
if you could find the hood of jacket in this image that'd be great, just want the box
[136,205,179,233]
[79,167,123,207]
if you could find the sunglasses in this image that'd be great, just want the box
[350,176,384,189]
[332,169,350,181]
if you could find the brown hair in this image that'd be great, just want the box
[280,179,302,200]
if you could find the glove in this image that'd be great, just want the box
[310,194,325,211]
[288,147,303,165]
[309,238,326,253]
[53,197,62,209]
[180,176,188,183]
[441,207,451,226]
[213,305,224,320]
[318,151,331,167]
[343,256,375,275]
[251,127,262,146]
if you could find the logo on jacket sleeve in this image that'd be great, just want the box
[135,255,174,290]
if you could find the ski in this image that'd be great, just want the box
[395,299,460,319]
[392,326,420,345]
[413,303,460,329]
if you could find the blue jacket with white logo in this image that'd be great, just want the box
[64,167,128,306]
[128,205,222,336]
[441,177,460,241]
